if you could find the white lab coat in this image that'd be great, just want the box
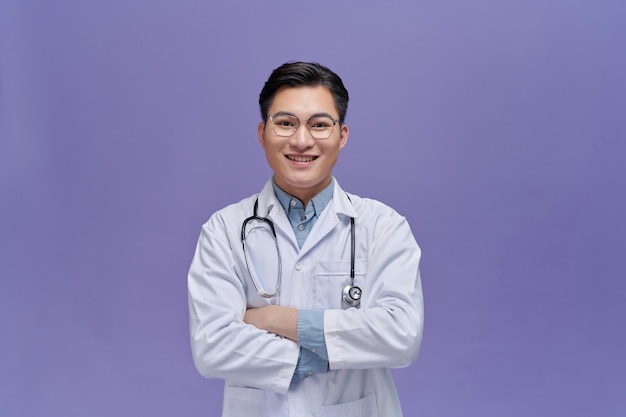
[188,179,424,417]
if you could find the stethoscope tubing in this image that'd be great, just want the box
[241,198,360,306]
[241,199,282,298]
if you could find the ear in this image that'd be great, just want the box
[257,122,266,147]
[339,123,349,150]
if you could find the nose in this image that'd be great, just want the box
[289,124,315,148]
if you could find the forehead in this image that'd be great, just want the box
[268,86,338,116]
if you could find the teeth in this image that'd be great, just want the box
[289,156,315,162]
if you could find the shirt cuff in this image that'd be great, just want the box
[291,347,328,383]
[297,309,329,360]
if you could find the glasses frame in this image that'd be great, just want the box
[267,113,340,140]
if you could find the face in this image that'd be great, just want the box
[258,86,349,205]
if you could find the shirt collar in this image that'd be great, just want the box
[256,177,357,223]
[272,178,335,218]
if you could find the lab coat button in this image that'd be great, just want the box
[295,262,303,271]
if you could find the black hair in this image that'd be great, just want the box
[259,61,349,124]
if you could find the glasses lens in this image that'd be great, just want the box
[270,114,336,139]
[271,115,299,137]
[307,117,336,139]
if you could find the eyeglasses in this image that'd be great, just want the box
[268,113,339,140]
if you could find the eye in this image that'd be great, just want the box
[308,117,334,130]
[272,116,297,127]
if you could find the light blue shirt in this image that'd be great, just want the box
[272,179,334,249]
[272,179,331,382]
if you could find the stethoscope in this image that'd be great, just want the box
[241,199,362,308]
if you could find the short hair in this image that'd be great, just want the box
[259,62,349,124]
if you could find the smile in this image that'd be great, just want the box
[286,155,318,162]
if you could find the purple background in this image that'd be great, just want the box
[1,1,625,416]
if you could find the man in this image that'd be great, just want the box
[188,61,424,416]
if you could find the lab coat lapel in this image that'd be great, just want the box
[298,180,358,256]
[256,180,298,251]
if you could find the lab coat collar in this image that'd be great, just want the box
[329,179,359,220]
[256,177,358,219]
[255,177,358,255]
[255,179,283,221]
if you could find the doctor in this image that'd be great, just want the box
[188,61,424,417]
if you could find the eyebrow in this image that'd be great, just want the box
[271,111,337,120]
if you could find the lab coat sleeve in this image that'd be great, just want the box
[324,213,424,370]
[187,212,299,394]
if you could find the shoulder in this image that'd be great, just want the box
[344,191,417,238]
[200,179,276,231]
[345,193,420,251]
[202,194,258,230]
[346,192,404,222]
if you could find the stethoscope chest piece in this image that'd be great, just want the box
[342,284,362,308]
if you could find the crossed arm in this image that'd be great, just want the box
[245,305,330,383]
[190,209,423,391]
[244,305,299,341]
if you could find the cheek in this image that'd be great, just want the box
[325,143,343,158]
[265,146,284,166]
[263,141,280,155]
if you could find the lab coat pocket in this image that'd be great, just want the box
[223,385,268,417]
[322,393,379,417]
[315,259,367,309]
